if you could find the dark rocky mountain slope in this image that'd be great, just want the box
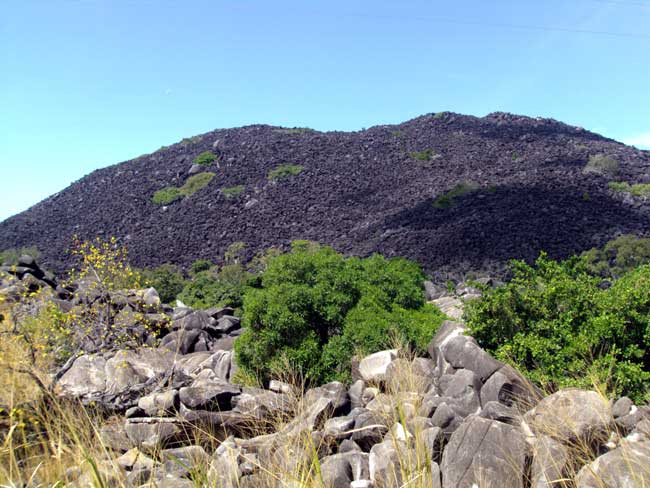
[1,112,649,277]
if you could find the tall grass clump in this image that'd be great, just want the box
[583,154,619,176]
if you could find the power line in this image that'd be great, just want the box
[336,11,650,40]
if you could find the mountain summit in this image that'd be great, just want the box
[1,112,649,276]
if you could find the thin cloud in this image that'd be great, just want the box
[622,133,650,149]
[164,88,173,95]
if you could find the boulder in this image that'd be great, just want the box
[427,320,467,376]
[351,410,389,451]
[105,349,174,395]
[530,435,569,488]
[137,390,179,417]
[179,377,240,410]
[320,451,369,487]
[358,349,398,383]
[58,354,107,397]
[525,389,613,444]
[442,334,502,382]
[439,369,482,418]
[124,418,183,450]
[575,441,650,487]
[440,416,528,488]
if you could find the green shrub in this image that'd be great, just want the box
[152,187,183,205]
[465,253,650,402]
[222,185,245,199]
[142,264,187,304]
[582,234,650,279]
[179,264,253,310]
[268,164,304,181]
[180,172,215,196]
[194,151,217,165]
[609,181,650,198]
[191,259,213,275]
[433,181,480,209]
[583,154,619,176]
[0,246,40,265]
[235,242,445,384]
[409,149,439,161]
[608,181,631,193]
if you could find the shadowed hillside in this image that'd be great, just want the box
[1,112,649,276]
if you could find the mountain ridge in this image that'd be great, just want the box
[2,111,649,277]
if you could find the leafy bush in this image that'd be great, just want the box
[0,246,40,265]
[583,154,619,176]
[179,172,215,196]
[582,234,650,278]
[178,264,253,310]
[235,242,445,384]
[222,185,245,199]
[465,253,650,402]
[267,164,304,181]
[142,264,187,304]
[152,187,183,205]
[190,259,213,275]
[194,150,217,165]
[433,181,480,209]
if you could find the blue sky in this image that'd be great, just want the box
[1,0,649,221]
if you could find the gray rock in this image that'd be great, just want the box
[443,334,502,382]
[179,378,240,410]
[99,423,132,452]
[369,440,407,487]
[58,354,107,397]
[105,349,174,395]
[441,416,528,488]
[161,445,210,477]
[124,419,182,450]
[420,426,444,463]
[531,435,568,488]
[479,401,519,425]
[427,320,468,376]
[612,396,633,418]
[304,381,350,416]
[137,390,179,417]
[439,369,482,418]
[525,388,613,444]
[575,441,650,487]
[188,163,203,175]
[320,451,370,487]
[358,350,398,383]
[352,410,389,452]
[232,387,292,420]
[172,310,212,331]
[215,315,241,333]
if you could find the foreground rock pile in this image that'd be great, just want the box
[2,259,650,487]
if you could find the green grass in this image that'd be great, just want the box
[152,173,216,204]
[409,149,439,162]
[583,154,619,176]
[433,181,480,209]
[222,184,245,199]
[268,164,304,181]
[194,151,217,165]
[152,187,183,205]
[180,172,215,196]
[609,181,650,197]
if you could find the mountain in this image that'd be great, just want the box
[1,112,649,277]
